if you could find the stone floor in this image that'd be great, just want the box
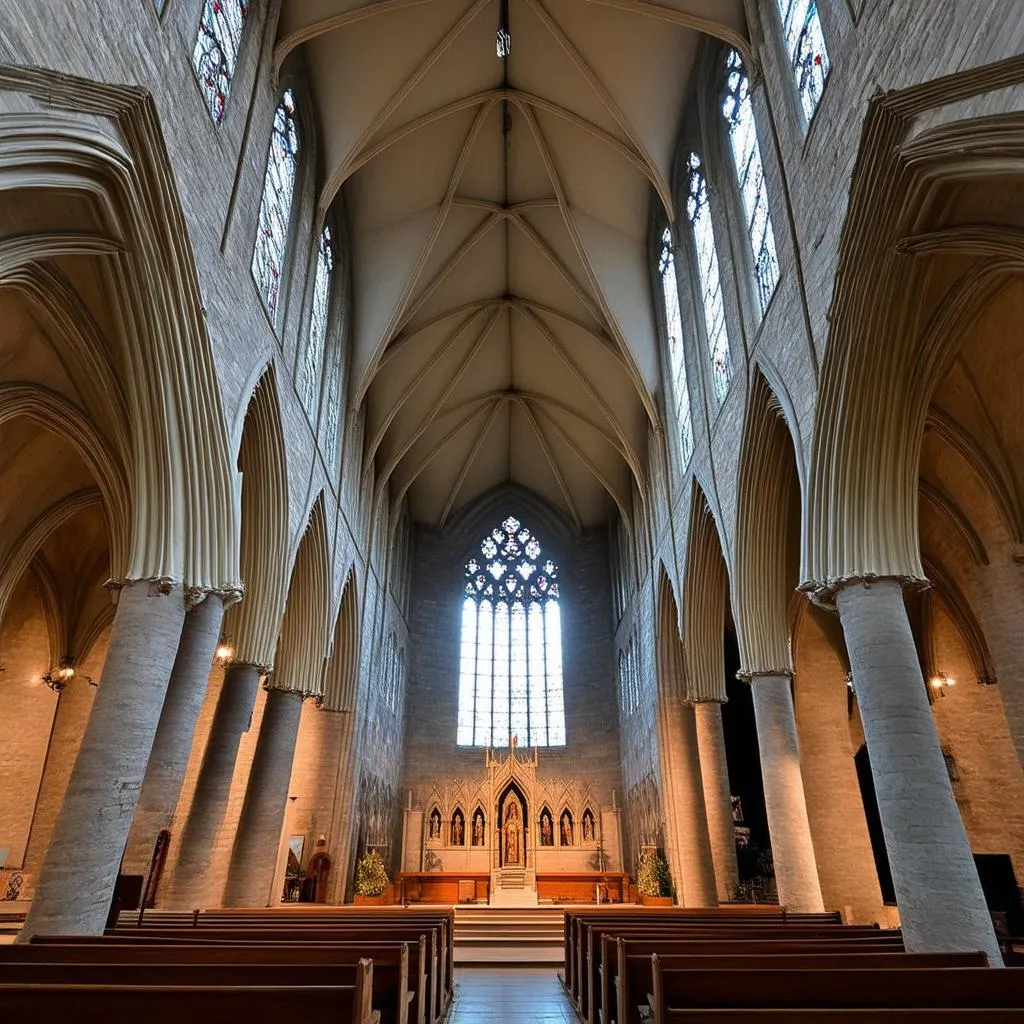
[448,966,575,1022]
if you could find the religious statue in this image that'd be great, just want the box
[560,811,574,846]
[540,810,553,846]
[502,795,523,865]
[582,810,595,842]
[429,808,441,839]
[472,811,485,846]
[451,811,464,846]
[505,821,520,863]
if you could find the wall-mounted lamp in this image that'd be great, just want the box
[929,672,956,698]
[42,660,91,692]
[215,636,235,666]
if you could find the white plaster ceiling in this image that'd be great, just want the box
[277,0,748,527]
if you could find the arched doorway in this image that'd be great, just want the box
[498,783,527,868]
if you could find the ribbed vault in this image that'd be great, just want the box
[279,0,748,526]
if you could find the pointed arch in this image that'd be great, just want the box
[681,480,730,703]
[322,567,361,711]
[656,567,685,701]
[733,371,802,678]
[271,494,332,699]
[222,366,291,671]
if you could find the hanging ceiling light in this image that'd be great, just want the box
[496,0,510,58]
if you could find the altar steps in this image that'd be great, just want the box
[453,906,565,965]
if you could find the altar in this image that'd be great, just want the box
[400,743,624,904]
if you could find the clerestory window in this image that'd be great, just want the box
[777,0,831,122]
[300,225,335,419]
[192,0,248,125]
[659,228,694,464]
[457,517,565,748]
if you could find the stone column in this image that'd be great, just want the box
[661,698,718,906]
[694,700,739,901]
[18,580,186,940]
[163,661,262,909]
[749,674,824,912]
[123,593,225,878]
[222,687,304,907]
[836,578,1002,962]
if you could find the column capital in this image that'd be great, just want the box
[736,668,793,684]
[799,572,930,610]
[185,584,244,609]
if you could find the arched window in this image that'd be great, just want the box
[301,225,334,419]
[686,154,731,406]
[252,90,299,325]
[456,516,565,748]
[659,228,694,464]
[722,51,779,316]
[323,340,342,467]
[777,0,830,121]
[192,0,248,125]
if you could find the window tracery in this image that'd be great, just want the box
[722,51,779,316]
[192,0,248,125]
[686,154,732,406]
[252,89,299,325]
[777,0,831,120]
[301,225,334,419]
[456,516,565,748]
[659,228,694,463]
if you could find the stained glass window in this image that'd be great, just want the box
[323,341,342,467]
[301,226,334,418]
[723,51,779,316]
[777,0,830,121]
[456,517,565,747]
[659,228,694,464]
[252,90,299,325]
[192,0,248,126]
[686,154,732,406]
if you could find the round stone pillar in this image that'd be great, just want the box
[836,578,1002,962]
[163,661,262,909]
[222,687,304,907]
[123,593,225,878]
[749,674,824,912]
[661,698,718,907]
[694,700,739,901]
[18,580,186,940]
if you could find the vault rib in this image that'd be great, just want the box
[518,397,583,530]
[438,398,508,526]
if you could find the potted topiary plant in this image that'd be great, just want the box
[636,846,674,906]
[353,850,391,905]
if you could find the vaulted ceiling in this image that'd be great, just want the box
[277,0,749,527]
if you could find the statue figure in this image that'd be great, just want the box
[540,811,553,846]
[505,822,520,864]
[429,809,441,839]
[583,810,595,842]
[473,812,484,846]
[560,811,573,846]
[451,812,464,846]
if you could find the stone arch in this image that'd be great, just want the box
[538,804,554,846]
[222,366,291,671]
[733,369,802,678]
[655,567,685,701]
[471,805,486,847]
[558,807,575,846]
[449,806,466,846]
[272,493,332,699]
[0,66,239,594]
[322,566,360,711]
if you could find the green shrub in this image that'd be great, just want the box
[355,850,389,896]
[636,846,673,898]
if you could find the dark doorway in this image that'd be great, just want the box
[720,627,771,884]
[854,744,896,904]
[974,853,1024,936]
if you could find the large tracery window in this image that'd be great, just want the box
[722,51,779,316]
[777,0,831,121]
[659,228,694,464]
[252,90,299,325]
[686,153,732,406]
[300,225,334,418]
[457,517,565,748]
[192,0,248,126]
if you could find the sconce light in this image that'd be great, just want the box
[215,636,235,666]
[929,672,956,698]
[43,660,86,692]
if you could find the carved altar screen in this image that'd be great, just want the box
[456,517,566,747]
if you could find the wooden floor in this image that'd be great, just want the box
[449,966,575,1022]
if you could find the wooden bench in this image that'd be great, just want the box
[649,960,1024,1024]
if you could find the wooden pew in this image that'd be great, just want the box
[0,958,377,1023]
[612,948,988,1024]
[1,943,419,1024]
[648,959,1024,1024]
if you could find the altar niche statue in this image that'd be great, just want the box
[502,796,523,865]
[539,810,554,847]
[428,808,442,839]
[582,809,595,843]
[560,810,574,846]
[451,809,465,846]
[472,810,485,847]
